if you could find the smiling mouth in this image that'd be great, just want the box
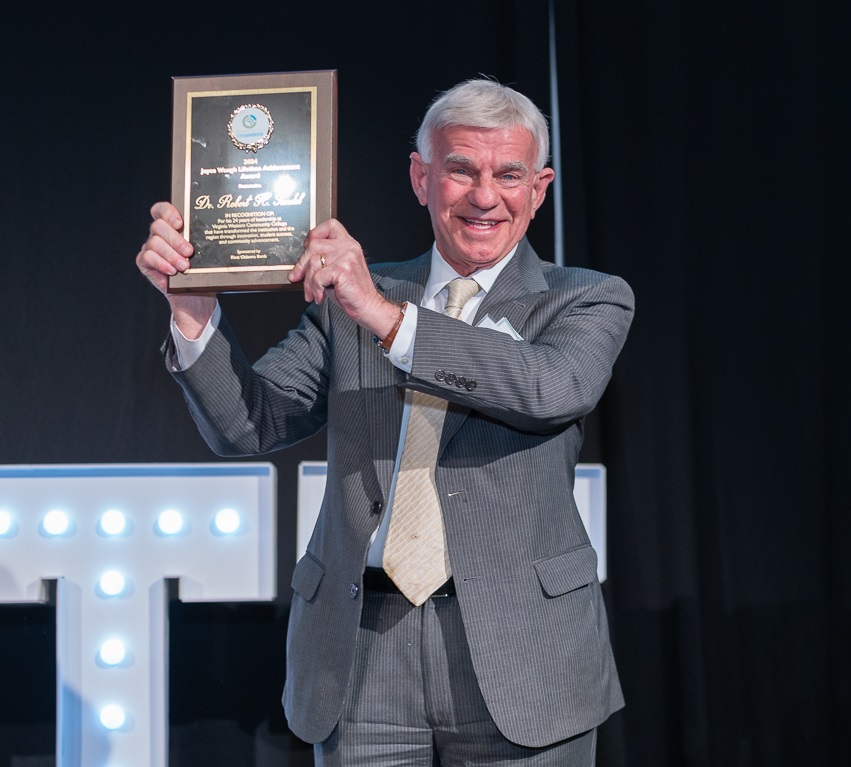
[462,218,501,229]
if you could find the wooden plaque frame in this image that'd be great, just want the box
[168,70,337,293]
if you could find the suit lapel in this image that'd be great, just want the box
[472,237,549,328]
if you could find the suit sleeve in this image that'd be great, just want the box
[405,271,634,433]
[165,301,332,456]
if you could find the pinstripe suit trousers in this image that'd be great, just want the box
[315,589,598,767]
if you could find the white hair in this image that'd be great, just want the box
[416,78,551,171]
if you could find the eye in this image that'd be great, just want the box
[498,173,524,187]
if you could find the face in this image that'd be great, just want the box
[409,124,554,276]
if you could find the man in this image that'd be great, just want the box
[138,79,633,766]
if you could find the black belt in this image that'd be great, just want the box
[362,568,456,598]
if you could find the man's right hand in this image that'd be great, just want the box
[137,202,216,339]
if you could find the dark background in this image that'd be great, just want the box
[1,1,848,765]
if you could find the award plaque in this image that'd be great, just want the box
[168,70,337,293]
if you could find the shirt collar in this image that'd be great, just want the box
[422,243,518,305]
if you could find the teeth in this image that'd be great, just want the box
[464,218,498,227]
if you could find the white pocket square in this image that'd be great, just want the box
[475,314,523,340]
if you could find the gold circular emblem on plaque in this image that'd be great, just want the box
[228,103,274,152]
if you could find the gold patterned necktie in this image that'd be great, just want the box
[382,277,481,605]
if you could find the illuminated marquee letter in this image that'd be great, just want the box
[0,464,276,767]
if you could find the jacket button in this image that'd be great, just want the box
[371,500,383,515]
[349,583,359,599]
[435,369,446,381]
[455,376,467,388]
[465,380,477,391]
[445,372,457,385]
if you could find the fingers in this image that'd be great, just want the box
[136,202,194,295]
[294,243,335,304]
[150,201,183,230]
[289,219,349,298]
[309,218,350,240]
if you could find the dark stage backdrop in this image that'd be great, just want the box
[0,1,847,765]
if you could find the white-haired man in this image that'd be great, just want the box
[138,78,633,766]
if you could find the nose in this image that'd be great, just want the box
[467,175,500,210]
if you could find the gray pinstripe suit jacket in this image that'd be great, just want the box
[169,238,634,748]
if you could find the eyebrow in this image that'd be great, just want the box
[442,154,531,175]
[444,153,474,166]
[498,160,531,175]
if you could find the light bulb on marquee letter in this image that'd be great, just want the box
[99,509,127,536]
[43,509,70,536]
[100,704,127,731]
[156,509,184,536]
[99,638,127,667]
[98,570,127,597]
[214,508,241,535]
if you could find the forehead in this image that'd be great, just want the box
[431,124,538,167]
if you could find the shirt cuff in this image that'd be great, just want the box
[385,303,417,373]
[170,301,221,370]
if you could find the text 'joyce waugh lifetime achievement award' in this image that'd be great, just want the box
[168,70,337,293]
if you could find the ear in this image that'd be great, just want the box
[530,168,555,218]
[409,152,429,206]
